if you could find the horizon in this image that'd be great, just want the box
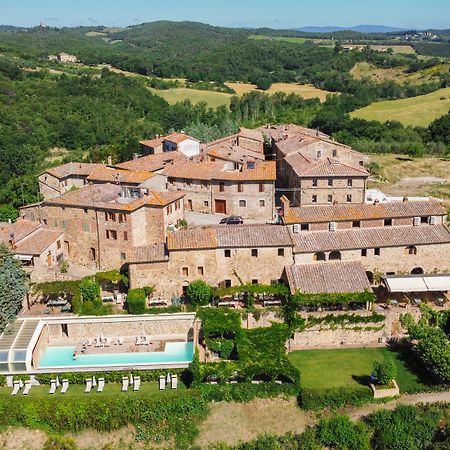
[0,0,449,30]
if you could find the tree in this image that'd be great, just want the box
[318,415,370,450]
[78,277,101,313]
[186,280,212,306]
[255,77,272,91]
[127,289,147,314]
[0,244,27,332]
[0,205,18,222]
[373,359,396,385]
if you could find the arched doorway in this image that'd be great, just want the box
[64,241,70,256]
[404,245,417,255]
[366,271,374,284]
[313,252,326,262]
[329,251,342,261]
[89,247,96,261]
[411,267,424,275]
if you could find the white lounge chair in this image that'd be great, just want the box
[104,338,110,347]
[87,339,92,346]
[23,381,32,395]
[133,376,140,391]
[171,375,178,390]
[97,377,105,392]
[85,378,92,393]
[122,377,129,392]
[11,381,20,396]
[118,337,123,345]
[49,380,57,394]
[135,337,140,346]
[61,379,69,394]
[159,375,166,390]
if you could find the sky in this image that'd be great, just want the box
[0,0,449,30]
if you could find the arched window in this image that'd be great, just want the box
[366,271,374,284]
[313,252,326,262]
[329,251,342,261]
[411,267,424,275]
[405,246,417,255]
[89,247,96,261]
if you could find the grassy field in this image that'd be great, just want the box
[288,347,435,392]
[350,86,450,126]
[350,62,450,85]
[248,34,309,44]
[344,44,416,54]
[148,87,232,108]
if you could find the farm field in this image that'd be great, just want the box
[248,34,309,44]
[350,61,450,85]
[344,44,416,54]
[288,347,435,392]
[350,86,450,126]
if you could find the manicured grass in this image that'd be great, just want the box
[288,347,436,393]
[0,381,185,398]
[350,86,450,127]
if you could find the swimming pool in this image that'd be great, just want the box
[38,342,194,369]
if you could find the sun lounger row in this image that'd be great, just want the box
[159,374,178,390]
[11,379,32,396]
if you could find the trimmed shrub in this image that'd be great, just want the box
[299,387,373,411]
[373,359,396,386]
[318,415,370,450]
[127,288,146,314]
[186,280,212,306]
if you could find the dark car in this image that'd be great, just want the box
[220,215,244,225]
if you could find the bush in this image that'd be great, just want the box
[43,435,77,450]
[127,288,147,314]
[299,387,373,411]
[373,359,396,386]
[186,280,212,306]
[318,415,371,450]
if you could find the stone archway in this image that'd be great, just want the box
[411,267,424,275]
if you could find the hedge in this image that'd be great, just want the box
[127,288,147,314]
[292,290,376,306]
[299,387,373,411]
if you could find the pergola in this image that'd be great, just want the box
[383,274,450,293]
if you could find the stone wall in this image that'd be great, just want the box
[294,241,450,274]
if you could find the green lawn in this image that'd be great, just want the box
[0,380,185,398]
[350,86,450,127]
[288,347,436,393]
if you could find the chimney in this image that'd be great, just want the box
[280,195,290,218]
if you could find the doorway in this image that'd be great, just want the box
[215,199,227,215]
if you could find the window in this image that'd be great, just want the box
[405,246,417,255]
[202,181,209,188]
[359,160,364,166]
[346,195,352,203]
[384,219,392,226]
[328,195,333,203]
[61,206,66,211]
[224,249,231,258]
[313,252,326,262]
[259,183,265,193]
[120,252,126,260]
[123,231,128,241]
[347,179,353,187]
[43,219,47,226]
[182,267,189,276]
[224,279,232,288]
[197,266,204,276]
[119,213,127,223]
[278,248,285,257]
[62,220,68,230]
[420,216,429,224]
[185,179,191,187]
[332,149,338,157]
[374,248,381,257]
[312,195,317,203]
[105,212,116,222]
[301,223,310,231]
[352,221,361,228]
[361,249,367,257]
[89,247,96,261]
[239,200,247,207]
[219,182,225,192]
[252,279,258,285]
[106,230,117,240]
[316,150,322,158]
[168,177,175,184]
[57,240,61,249]
[328,179,333,187]
[259,200,265,207]
[83,208,88,214]
[53,219,58,227]
[312,179,318,187]
[82,223,90,232]
[238,182,244,193]
[329,251,342,261]
[204,200,209,207]
[251,249,258,257]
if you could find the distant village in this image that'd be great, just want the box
[2,124,449,301]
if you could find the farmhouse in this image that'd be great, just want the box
[139,132,200,157]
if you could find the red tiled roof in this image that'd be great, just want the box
[0,220,40,244]
[130,243,169,263]
[87,167,155,184]
[292,225,450,253]
[139,137,164,148]
[285,261,371,294]
[43,163,105,179]
[116,152,185,172]
[284,201,447,224]
[15,228,63,256]
[238,127,265,143]
[164,132,199,144]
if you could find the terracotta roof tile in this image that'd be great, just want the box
[292,225,450,253]
[285,261,371,294]
[139,137,164,148]
[238,127,265,143]
[87,167,155,184]
[207,145,265,163]
[46,183,183,211]
[167,228,218,250]
[117,152,185,172]
[44,163,105,179]
[285,201,447,224]
[0,220,40,244]
[15,229,63,256]
[164,132,199,144]
[130,243,169,263]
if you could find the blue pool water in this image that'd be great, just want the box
[39,342,194,368]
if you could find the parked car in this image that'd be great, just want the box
[220,215,244,225]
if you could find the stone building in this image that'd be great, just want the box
[139,132,200,157]
[20,183,184,270]
[0,219,63,269]
[163,160,276,220]
[128,224,295,297]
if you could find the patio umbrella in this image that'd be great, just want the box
[19,379,24,389]
[56,376,60,387]
[166,373,171,384]
[92,376,97,387]
[130,374,134,385]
